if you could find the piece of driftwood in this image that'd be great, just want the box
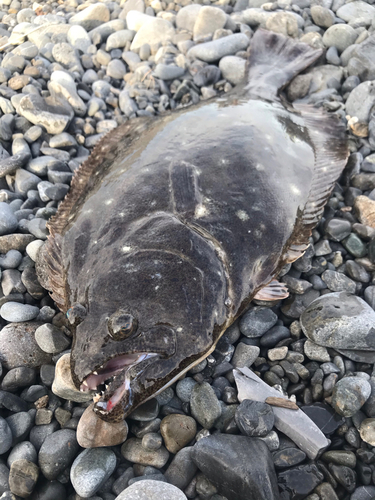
[234,367,330,459]
[265,397,299,410]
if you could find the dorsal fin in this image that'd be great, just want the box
[47,118,153,238]
[281,104,349,265]
[44,117,155,312]
[246,29,322,100]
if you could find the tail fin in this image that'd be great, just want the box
[246,29,322,100]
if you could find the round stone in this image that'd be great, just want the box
[0,322,51,369]
[77,403,128,448]
[219,56,246,86]
[70,448,117,498]
[34,324,71,354]
[52,353,94,403]
[114,479,187,499]
[0,302,39,322]
[121,438,169,468]
[69,3,110,31]
[331,377,371,417]
[239,307,278,338]
[160,415,197,454]
[0,416,13,454]
[300,292,375,351]
[322,24,357,53]
[9,459,39,498]
[235,400,275,437]
[0,203,18,236]
[190,382,222,430]
[38,429,79,480]
[360,418,375,446]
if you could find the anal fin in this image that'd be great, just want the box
[254,280,289,301]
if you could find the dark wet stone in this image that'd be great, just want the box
[301,403,344,435]
[346,260,371,283]
[29,421,60,452]
[38,429,79,480]
[164,447,198,490]
[239,307,278,338]
[1,366,36,391]
[260,326,291,348]
[300,292,375,350]
[329,464,356,492]
[325,218,351,241]
[278,464,324,500]
[0,153,30,178]
[128,399,159,421]
[342,234,367,258]
[351,486,375,500]
[6,411,34,445]
[0,390,28,412]
[322,450,356,468]
[192,434,279,500]
[281,289,320,319]
[235,400,274,437]
[273,448,306,468]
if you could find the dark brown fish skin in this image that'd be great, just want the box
[39,30,349,422]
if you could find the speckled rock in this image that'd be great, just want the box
[331,377,371,417]
[301,292,375,351]
[115,480,187,499]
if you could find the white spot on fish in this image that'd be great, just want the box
[177,327,183,332]
[105,199,113,205]
[236,210,249,221]
[195,205,208,218]
[122,246,132,253]
[290,184,301,196]
[255,163,265,171]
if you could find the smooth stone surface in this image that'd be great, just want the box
[131,18,175,50]
[164,447,197,490]
[18,94,73,135]
[273,448,306,468]
[193,6,227,40]
[121,438,169,468]
[38,429,79,480]
[278,464,324,499]
[52,353,94,403]
[331,377,371,417]
[301,403,344,435]
[0,322,51,369]
[359,418,375,446]
[77,403,129,448]
[69,3,110,30]
[239,307,278,338]
[187,34,249,63]
[114,480,187,499]
[70,448,117,498]
[191,434,280,500]
[219,56,246,86]
[190,382,222,429]
[160,414,197,454]
[0,302,39,322]
[301,292,375,350]
[346,82,375,123]
[235,400,275,437]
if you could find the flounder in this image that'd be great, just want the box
[37,29,349,422]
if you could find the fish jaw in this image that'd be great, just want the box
[78,352,159,423]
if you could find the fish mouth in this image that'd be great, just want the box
[79,352,157,416]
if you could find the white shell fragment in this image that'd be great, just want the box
[233,367,330,459]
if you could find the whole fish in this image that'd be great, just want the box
[37,29,348,422]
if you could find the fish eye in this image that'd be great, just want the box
[66,303,86,326]
[108,311,137,341]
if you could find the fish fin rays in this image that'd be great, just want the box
[281,104,349,264]
[254,280,289,301]
[47,118,153,238]
[246,29,322,100]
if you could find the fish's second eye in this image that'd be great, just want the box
[108,312,137,341]
[67,303,86,326]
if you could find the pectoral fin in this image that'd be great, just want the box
[254,280,289,301]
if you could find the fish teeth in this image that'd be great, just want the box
[93,371,98,375]
[105,384,109,390]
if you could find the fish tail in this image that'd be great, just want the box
[246,29,322,99]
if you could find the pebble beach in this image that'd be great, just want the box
[0,0,374,499]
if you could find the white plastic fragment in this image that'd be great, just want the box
[233,367,330,459]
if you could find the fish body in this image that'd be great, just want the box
[38,30,348,421]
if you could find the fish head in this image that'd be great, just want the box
[69,246,226,422]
